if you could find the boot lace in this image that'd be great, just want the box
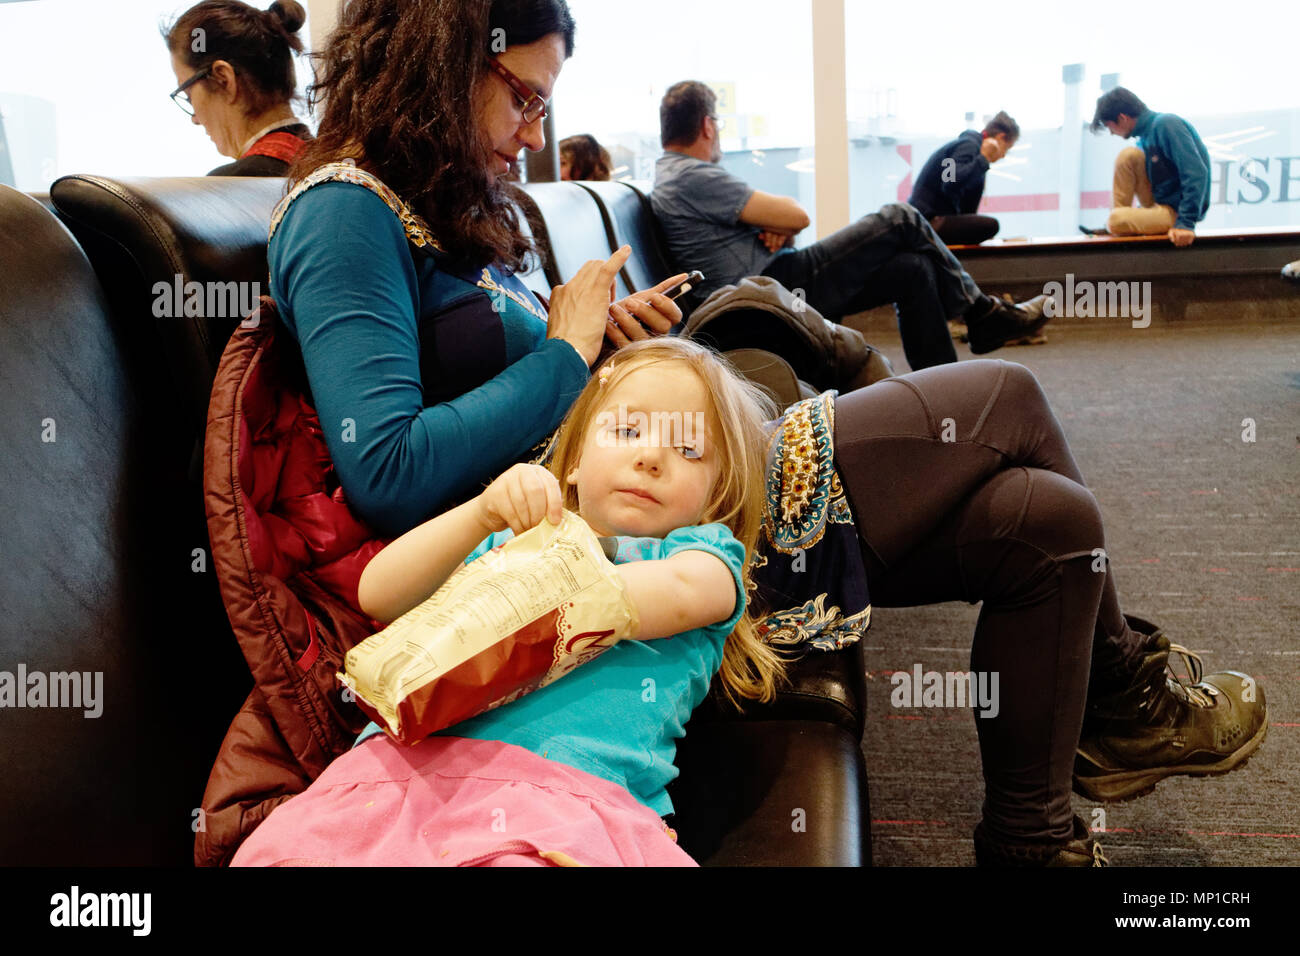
[1164,643,1215,708]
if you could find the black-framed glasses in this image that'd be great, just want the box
[170,65,212,116]
[487,58,548,124]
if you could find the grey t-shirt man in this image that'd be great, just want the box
[651,151,792,301]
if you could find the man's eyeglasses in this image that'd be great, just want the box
[487,58,549,124]
[170,65,212,116]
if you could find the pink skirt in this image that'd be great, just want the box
[231,735,697,867]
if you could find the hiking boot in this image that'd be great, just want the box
[1074,615,1268,802]
[948,319,968,342]
[965,294,1053,355]
[974,815,1109,867]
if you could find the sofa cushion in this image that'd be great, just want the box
[0,185,248,865]
[668,718,870,865]
[520,181,629,294]
[50,174,287,432]
[574,180,680,294]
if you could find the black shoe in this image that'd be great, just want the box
[965,294,1052,355]
[1079,225,1110,237]
[974,815,1109,867]
[1075,615,1268,802]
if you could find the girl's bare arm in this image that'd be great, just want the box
[616,550,737,640]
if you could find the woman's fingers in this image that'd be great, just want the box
[571,246,630,291]
[625,292,681,332]
[645,273,689,296]
[608,302,648,342]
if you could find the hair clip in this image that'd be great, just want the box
[598,363,614,387]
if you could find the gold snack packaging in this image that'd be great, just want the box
[339,511,639,744]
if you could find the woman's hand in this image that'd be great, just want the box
[547,246,633,366]
[604,272,689,347]
[477,463,564,536]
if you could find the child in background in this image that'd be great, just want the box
[232,337,783,866]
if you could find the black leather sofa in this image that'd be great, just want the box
[0,174,869,866]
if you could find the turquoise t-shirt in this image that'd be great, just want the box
[354,522,747,816]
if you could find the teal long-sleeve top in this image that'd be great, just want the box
[1132,110,1211,230]
[268,181,590,537]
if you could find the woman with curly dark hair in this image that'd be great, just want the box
[165,0,312,175]
[271,0,685,533]
[560,133,613,181]
[233,0,1266,867]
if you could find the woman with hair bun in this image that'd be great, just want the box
[164,0,313,176]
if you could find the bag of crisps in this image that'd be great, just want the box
[338,511,638,744]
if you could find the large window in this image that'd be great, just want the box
[0,0,314,191]
[554,0,818,237]
[844,0,1300,236]
[6,0,1295,238]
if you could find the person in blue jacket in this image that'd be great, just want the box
[1085,87,1210,246]
[909,111,1019,245]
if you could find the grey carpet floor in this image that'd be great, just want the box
[852,314,1300,866]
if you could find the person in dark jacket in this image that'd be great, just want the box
[1083,87,1210,246]
[164,0,312,176]
[908,111,1019,245]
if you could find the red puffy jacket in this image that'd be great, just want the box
[196,298,389,866]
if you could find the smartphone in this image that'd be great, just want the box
[663,270,705,301]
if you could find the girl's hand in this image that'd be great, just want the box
[604,273,688,347]
[477,464,564,536]
[547,247,633,367]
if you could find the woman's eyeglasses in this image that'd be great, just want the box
[170,65,212,116]
[487,58,548,124]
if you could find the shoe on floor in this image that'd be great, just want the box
[1282,259,1300,283]
[974,815,1109,867]
[998,294,1049,345]
[948,319,968,342]
[1074,615,1268,803]
[965,294,1053,355]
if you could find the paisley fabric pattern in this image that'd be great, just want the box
[269,161,443,251]
[752,391,872,653]
[476,266,547,321]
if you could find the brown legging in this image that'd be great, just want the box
[834,359,1148,843]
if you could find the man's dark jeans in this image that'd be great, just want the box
[761,202,983,370]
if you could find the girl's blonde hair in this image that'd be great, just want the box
[545,337,786,705]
